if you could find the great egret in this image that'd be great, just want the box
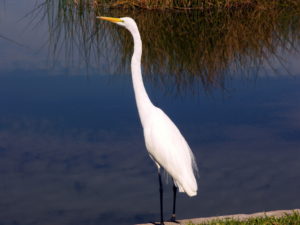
[98,16,198,225]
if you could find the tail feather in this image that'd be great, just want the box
[174,165,198,197]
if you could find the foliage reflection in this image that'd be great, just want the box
[37,1,300,92]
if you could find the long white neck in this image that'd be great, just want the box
[128,23,154,127]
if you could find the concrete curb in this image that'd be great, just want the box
[137,209,300,225]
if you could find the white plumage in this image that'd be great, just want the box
[144,107,198,196]
[99,16,198,224]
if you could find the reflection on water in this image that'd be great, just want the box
[0,1,300,225]
[39,1,300,91]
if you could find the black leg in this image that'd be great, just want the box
[169,182,180,223]
[158,172,165,225]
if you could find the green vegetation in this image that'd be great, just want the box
[187,212,300,225]
[75,0,300,11]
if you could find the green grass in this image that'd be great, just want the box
[187,212,300,225]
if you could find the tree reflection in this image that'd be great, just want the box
[36,1,300,92]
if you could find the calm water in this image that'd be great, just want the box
[0,1,300,225]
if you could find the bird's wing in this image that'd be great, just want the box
[144,107,198,196]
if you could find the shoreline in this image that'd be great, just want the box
[137,209,300,225]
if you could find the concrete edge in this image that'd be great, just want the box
[137,209,300,225]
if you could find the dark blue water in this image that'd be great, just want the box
[1,1,300,225]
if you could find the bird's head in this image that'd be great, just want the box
[97,16,137,31]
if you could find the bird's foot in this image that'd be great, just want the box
[150,221,164,225]
[168,215,180,224]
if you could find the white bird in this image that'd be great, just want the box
[98,16,198,225]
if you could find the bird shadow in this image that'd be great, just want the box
[149,221,180,225]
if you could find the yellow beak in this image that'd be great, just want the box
[97,16,123,23]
